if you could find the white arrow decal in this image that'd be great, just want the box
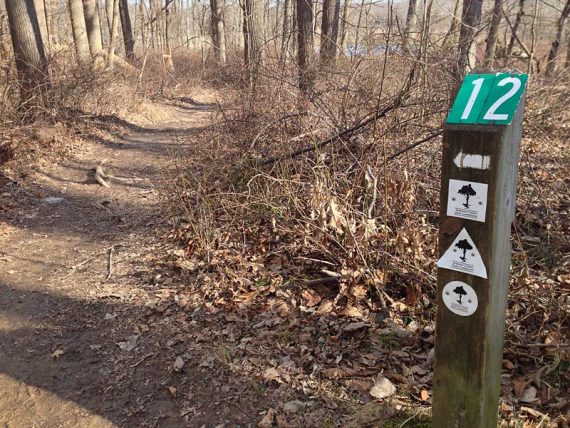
[453,152,490,170]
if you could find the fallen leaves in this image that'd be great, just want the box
[369,376,396,400]
[117,335,139,351]
[173,356,185,372]
[51,349,64,359]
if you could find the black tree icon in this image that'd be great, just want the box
[455,239,473,262]
[453,285,467,304]
[458,184,477,208]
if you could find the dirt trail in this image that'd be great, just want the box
[0,99,235,427]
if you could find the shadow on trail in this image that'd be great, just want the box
[0,281,258,427]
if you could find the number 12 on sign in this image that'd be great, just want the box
[446,73,528,126]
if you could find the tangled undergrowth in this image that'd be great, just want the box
[161,53,569,426]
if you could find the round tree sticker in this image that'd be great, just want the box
[442,281,478,316]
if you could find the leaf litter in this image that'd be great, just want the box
[126,80,570,427]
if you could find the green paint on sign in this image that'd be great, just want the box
[446,73,528,125]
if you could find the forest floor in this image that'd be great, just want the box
[0,85,567,428]
[0,95,261,427]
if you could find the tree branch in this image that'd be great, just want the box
[257,98,404,167]
[387,129,443,161]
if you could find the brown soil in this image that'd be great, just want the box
[0,98,253,428]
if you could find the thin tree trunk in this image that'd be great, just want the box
[280,0,290,61]
[527,0,537,73]
[353,0,365,55]
[164,7,173,70]
[442,0,461,48]
[139,0,146,54]
[5,0,49,110]
[210,0,226,63]
[456,0,483,77]
[506,0,524,56]
[243,0,264,73]
[404,0,417,37]
[566,22,570,68]
[105,0,112,32]
[296,0,314,92]
[33,0,49,53]
[119,0,135,60]
[69,0,91,65]
[107,0,119,66]
[339,0,348,55]
[483,0,502,68]
[320,0,340,64]
[83,0,103,56]
[545,0,570,77]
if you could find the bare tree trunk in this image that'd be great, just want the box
[527,0,538,73]
[33,0,49,53]
[353,0,365,55]
[442,0,461,49]
[545,0,570,77]
[296,0,314,92]
[339,0,348,55]
[566,22,570,68]
[456,0,483,77]
[69,0,91,65]
[107,0,119,66]
[320,0,339,64]
[139,0,146,54]
[83,0,103,56]
[119,0,135,60]
[164,7,174,70]
[5,0,49,110]
[506,0,524,56]
[280,0,290,61]
[404,0,417,37]
[483,0,502,68]
[243,0,264,72]
[210,0,226,63]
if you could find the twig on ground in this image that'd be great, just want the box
[62,244,122,279]
[129,352,156,368]
[106,245,115,280]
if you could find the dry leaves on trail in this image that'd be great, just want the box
[369,376,397,400]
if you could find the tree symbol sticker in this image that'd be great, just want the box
[443,281,478,316]
[455,239,473,262]
[453,285,467,304]
[458,184,477,208]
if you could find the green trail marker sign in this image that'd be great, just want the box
[432,73,528,428]
[446,73,528,125]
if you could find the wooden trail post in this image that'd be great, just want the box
[432,73,528,428]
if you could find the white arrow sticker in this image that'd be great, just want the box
[442,281,478,316]
[437,228,487,278]
[447,179,488,222]
[453,152,490,170]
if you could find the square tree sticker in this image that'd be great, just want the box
[447,179,488,222]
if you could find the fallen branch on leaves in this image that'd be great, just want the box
[94,161,145,187]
